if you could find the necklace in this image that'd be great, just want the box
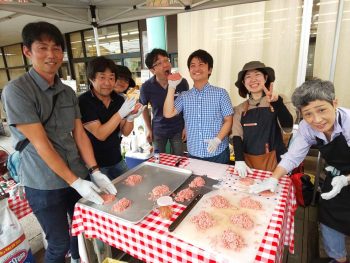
[248,95,264,107]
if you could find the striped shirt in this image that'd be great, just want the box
[174,83,233,157]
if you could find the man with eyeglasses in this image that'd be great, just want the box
[140,48,189,156]
[79,56,144,180]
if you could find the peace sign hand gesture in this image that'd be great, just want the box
[263,82,279,103]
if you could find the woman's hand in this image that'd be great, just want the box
[263,83,279,103]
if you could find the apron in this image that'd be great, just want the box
[241,101,286,171]
[316,121,350,235]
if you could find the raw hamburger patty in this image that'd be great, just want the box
[174,188,194,202]
[191,211,215,230]
[149,185,170,200]
[101,194,116,205]
[188,177,205,188]
[238,177,255,186]
[112,198,131,213]
[124,174,143,186]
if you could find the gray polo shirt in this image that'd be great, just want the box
[1,68,88,190]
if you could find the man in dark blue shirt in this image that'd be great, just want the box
[140,49,189,156]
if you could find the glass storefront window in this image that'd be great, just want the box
[4,44,25,67]
[124,57,141,80]
[84,29,97,57]
[0,70,8,90]
[70,32,84,58]
[0,51,5,68]
[121,22,140,53]
[98,25,121,55]
[8,68,26,79]
[74,63,88,93]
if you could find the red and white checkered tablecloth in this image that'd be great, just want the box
[72,154,297,263]
[1,178,32,220]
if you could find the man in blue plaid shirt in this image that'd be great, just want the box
[164,50,233,164]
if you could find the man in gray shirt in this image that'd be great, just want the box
[2,21,116,263]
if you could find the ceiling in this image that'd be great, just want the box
[0,0,262,47]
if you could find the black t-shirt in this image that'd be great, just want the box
[79,90,124,167]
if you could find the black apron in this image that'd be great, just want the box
[316,118,350,235]
[241,103,286,161]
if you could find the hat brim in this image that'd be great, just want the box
[235,66,275,91]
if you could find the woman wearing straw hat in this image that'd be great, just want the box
[231,61,293,177]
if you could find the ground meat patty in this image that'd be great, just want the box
[149,185,170,200]
[174,188,194,202]
[188,177,205,188]
[221,229,246,250]
[112,198,131,213]
[259,190,275,197]
[124,174,143,186]
[191,211,215,230]
[230,213,254,230]
[210,195,231,208]
[239,197,262,210]
[238,177,255,186]
[101,194,116,205]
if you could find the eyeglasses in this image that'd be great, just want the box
[152,58,171,68]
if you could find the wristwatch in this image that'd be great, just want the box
[88,165,99,174]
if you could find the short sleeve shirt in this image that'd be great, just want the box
[79,90,124,167]
[1,68,88,190]
[139,76,189,137]
[174,83,234,158]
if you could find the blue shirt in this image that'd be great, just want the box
[139,76,189,137]
[174,83,234,158]
[279,107,350,172]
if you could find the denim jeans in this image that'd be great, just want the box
[25,186,82,263]
[153,132,184,156]
[100,159,128,181]
[189,147,230,164]
[320,223,347,260]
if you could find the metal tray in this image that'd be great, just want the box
[79,162,192,224]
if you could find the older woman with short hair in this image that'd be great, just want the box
[251,79,350,263]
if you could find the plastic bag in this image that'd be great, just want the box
[0,199,34,263]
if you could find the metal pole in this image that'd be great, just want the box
[329,0,344,81]
[93,26,101,56]
[296,0,313,86]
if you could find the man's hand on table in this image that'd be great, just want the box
[249,177,278,194]
[71,178,104,204]
[91,170,117,195]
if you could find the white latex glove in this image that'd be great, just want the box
[249,177,278,194]
[118,98,136,119]
[321,175,348,200]
[234,161,253,178]
[90,170,117,195]
[168,79,182,89]
[126,105,147,122]
[204,137,221,153]
[71,178,103,205]
[168,73,182,89]
[325,165,341,176]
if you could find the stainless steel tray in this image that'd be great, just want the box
[79,162,192,224]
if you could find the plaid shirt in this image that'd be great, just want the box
[174,83,233,157]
